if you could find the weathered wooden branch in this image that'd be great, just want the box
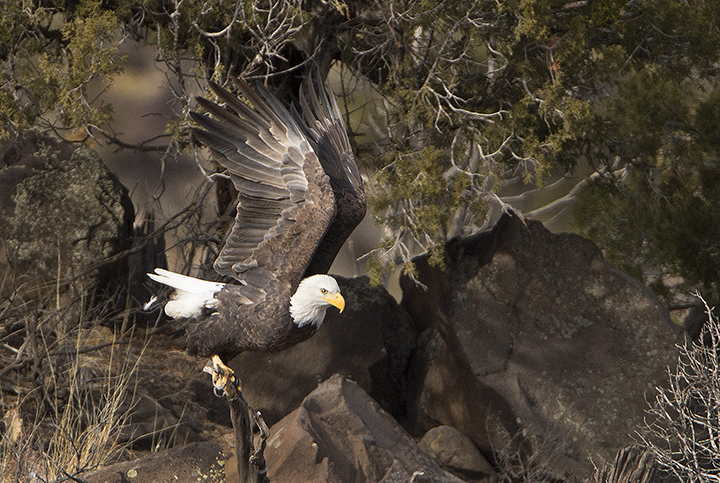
[204,356,269,483]
[594,445,660,483]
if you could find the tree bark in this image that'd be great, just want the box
[204,356,269,483]
[594,445,665,483]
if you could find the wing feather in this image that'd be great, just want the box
[191,114,288,190]
[192,77,336,292]
[296,71,367,275]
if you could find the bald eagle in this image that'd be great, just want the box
[148,74,366,359]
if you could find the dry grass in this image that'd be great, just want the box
[48,339,143,480]
[490,423,577,483]
[0,262,149,483]
[1,323,145,483]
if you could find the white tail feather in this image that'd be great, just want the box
[147,268,224,319]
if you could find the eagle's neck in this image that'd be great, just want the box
[289,293,328,328]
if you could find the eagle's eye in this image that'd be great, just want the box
[320,288,329,295]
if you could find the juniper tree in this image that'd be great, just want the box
[2,0,720,300]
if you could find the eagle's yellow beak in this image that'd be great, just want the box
[323,292,345,313]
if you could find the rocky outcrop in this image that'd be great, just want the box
[264,374,465,483]
[1,145,686,483]
[0,135,135,324]
[402,213,683,479]
[101,213,679,481]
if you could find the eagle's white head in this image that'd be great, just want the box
[289,274,345,328]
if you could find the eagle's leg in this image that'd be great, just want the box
[203,356,269,483]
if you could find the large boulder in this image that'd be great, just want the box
[228,275,415,426]
[0,135,134,324]
[265,374,466,482]
[401,212,683,479]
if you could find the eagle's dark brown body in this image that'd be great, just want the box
[185,282,312,358]
[175,73,365,359]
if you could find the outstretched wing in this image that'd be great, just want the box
[296,72,367,276]
[190,78,336,295]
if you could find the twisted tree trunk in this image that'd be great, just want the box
[204,356,269,483]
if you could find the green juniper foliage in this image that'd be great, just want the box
[1,0,126,138]
[2,0,720,299]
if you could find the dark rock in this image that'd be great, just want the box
[402,213,683,479]
[264,374,464,483]
[122,340,236,446]
[419,425,493,476]
[228,275,414,426]
[401,212,510,333]
[0,134,74,214]
[83,441,225,483]
[407,323,521,455]
[0,134,134,323]
[117,392,201,449]
[1,138,132,277]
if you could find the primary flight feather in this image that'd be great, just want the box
[148,73,366,360]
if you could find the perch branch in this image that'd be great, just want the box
[203,356,269,483]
